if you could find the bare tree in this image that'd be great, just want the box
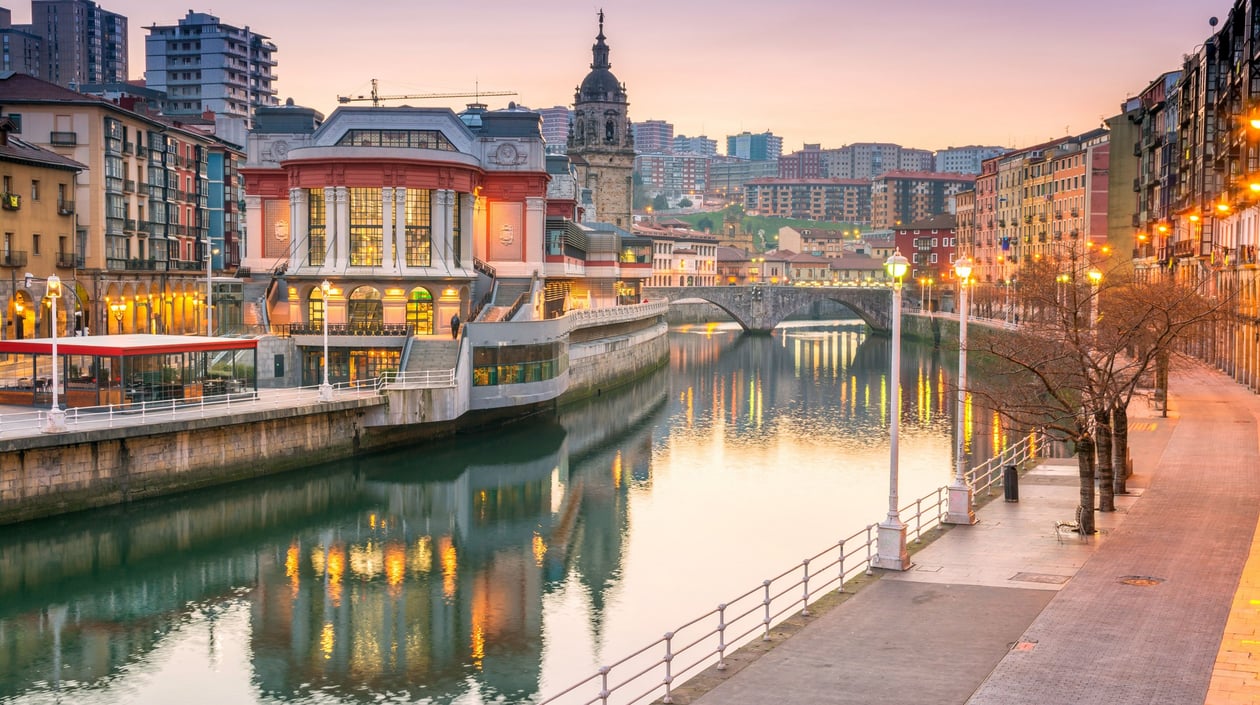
[964,246,1221,534]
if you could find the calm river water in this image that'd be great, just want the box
[0,320,1013,705]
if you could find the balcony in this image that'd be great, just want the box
[125,218,138,232]
[0,251,28,268]
[136,144,146,157]
[124,179,135,193]
[49,131,78,146]
[2,192,19,210]
[172,259,201,271]
[122,141,134,155]
[56,252,77,268]
[57,200,75,216]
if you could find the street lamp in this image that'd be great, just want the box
[318,280,334,402]
[110,301,126,334]
[946,257,975,524]
[43,274,66,433]
[205,245,220,337]
[877,248,910,571]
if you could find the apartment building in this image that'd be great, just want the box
[0,72,244,337]
[634,152,708,200]
[744,178,871,223]
[821,143,933,179]
[726,130,782,161]
[0,7,41,76]
[31,0,126,87]
[673,134,716,157]
[632,120,673,154]
[779,144,822,179]
[935,145,1008,174]
[145,10,277,120]
[870,171,973,229]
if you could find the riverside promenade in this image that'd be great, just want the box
[684,361,1260,705]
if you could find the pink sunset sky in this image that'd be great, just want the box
[9,0,1229,151]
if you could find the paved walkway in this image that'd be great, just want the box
[689,361,1260,705]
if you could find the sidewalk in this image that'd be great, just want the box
[688,361,1260,705]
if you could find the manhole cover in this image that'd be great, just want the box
[1119,576,1165,587]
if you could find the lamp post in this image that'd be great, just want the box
[205,245,220,337]
[926,277,934,314]
[877,248,910,570]
[110,301,125,334]
[946,257,975,524]
[318,280,334,402]
[44,274,66,433]
[1088,268,1102,338]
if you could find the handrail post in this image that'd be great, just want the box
[837,539,847,592]
[598,665,610,705]
[865,525,875,575]
[913,498,923,542]
[716,603,729,670]
[761,580,772,641]
[801,558,811,616]
[662,631,674,704]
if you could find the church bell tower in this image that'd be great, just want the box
[568,10,635,228]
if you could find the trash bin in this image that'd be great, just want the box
[1003,465,1019,502]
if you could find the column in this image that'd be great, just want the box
[382,187,397,272]
[432,189,453,271]
[395,187,408,270]
[290,188,308,271]
[525,196,546,265]
[332,187,348,270]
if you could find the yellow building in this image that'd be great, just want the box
[0,116,84,339]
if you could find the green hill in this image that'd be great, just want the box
[670,209,865,250]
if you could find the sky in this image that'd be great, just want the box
[8,0,1231,151]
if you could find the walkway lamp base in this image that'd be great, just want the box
[875,517,910,571]
[945,482,976,525]
[43,407,67,433]
[318,382,334,402]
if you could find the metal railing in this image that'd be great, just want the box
[540,429,1051,705]
[0,370,460,440]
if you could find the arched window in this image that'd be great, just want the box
[308,286,324,329]
[405,288,434,334]
[348,286,382,332]
[605,120,616,142]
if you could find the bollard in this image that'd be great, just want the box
[1003,464,1019,502]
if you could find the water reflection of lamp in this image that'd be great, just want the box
[876,249,910,570]
[946,257,975,524]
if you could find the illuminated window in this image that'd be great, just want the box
[308,285,324,326]
[405,189,431,267]
[405,288,433,334]
[307,188,325,266]
[349,188,382,266]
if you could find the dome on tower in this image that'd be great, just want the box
[576,10,626,103]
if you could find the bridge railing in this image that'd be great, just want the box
[538,429,1053,705]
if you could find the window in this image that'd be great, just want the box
[307,188,325,266]
[451,193,462,267]
[308,286,324,326]
[348,188,382,267]
[347,286,382,330]
[32,233,40,255]
[31,180,39,201]
[405,288,433,334]
[336,129,457,151]
[404,189,431,267]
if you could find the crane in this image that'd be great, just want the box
[337,79,516,106]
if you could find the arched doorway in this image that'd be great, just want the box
[307,285,325,329]
[347,286,382,333]
[405,287,433,335]
[10,292,32,340]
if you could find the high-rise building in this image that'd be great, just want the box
[568,11,635,228]
[30,0,127,88]
[634,153,708,199]
[934,145,1009,174]
[537,105,571,154]
[632,120,673,154]
[673,134,716,157]
[870,171,974,229]
[145,11,277,120]
[0,8,42,77]
[726,131,782,161]
[779,144,822,179]
[822,143,932,179]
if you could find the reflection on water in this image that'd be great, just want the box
[0,321,1012,705]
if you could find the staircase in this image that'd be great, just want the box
[479,278,533,322]
[405,337,459,373]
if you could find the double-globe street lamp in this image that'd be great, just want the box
[876,249,911,571]
[32,273,67,433]
[205,245,220,337]
[318,279,334,402]
[946,257,976,524]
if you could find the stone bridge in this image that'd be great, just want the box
[645,285,893,334]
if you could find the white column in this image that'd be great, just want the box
[332,187,348,270]
[290,188,308,271]
[395,187,408,270]
[432,189,453,271]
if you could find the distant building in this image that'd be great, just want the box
[634,220,718,286]
[870,171,974,229]
[779,144,822,179]
[778,226,857,259]
[634,152,707,200]
[707,157,779,204]
[673,134,716,157]
[0,8,42,77]
[537,105,571,154]
[935,145,1009,174]
[744,178,871,223]
[822,143,933,179]
[632,119,673,154]
[726,130,782,161]
[145,10,278,120]
[31,0,127,88]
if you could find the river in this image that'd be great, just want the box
[0,320,1013,705]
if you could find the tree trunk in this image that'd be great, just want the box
[1156,350,1170,418]
[1094,409,1114,512]
[1076,432,1096,534]
[1112,404,1130,495]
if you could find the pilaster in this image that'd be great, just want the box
[332,187,348,270]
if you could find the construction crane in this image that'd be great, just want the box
[337,79,516,106]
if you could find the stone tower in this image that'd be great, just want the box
[568,11,635,229]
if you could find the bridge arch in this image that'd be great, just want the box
[645,285,893,334]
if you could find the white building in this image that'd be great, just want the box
[935,145,1009,175]
[145,11,278,120]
